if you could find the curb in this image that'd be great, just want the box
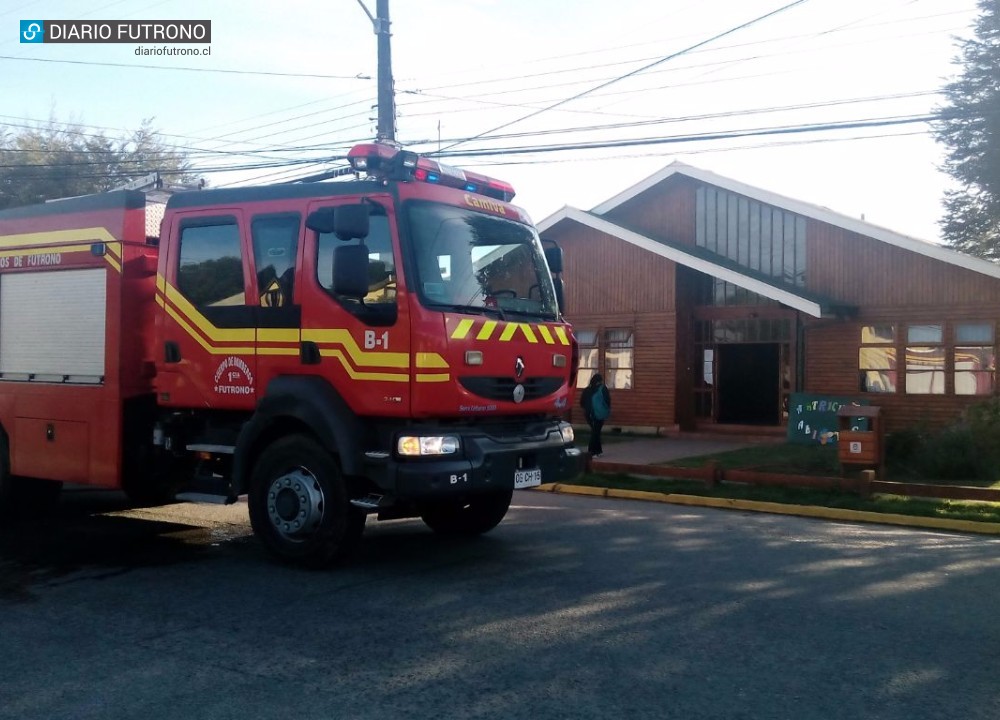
[534,483,1000,536]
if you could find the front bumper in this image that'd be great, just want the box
[365,421,584,500]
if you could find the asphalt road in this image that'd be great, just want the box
[2,489,999,720]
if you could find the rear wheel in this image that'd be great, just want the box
[247,434,365,567]
[420,489,513,536]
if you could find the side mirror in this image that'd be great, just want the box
[305,207,336,234]
[544,244,563,273]
[334,204,369,241]
[306,204,370,241]
[333,244,370,298]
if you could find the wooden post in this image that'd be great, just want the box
[859,469,875,500]
[705,461,720,489]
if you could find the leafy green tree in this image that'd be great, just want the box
[934,0,1000,259]
[0,117,196,210]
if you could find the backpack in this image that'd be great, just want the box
[590,387,610,421]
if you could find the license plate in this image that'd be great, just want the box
[514,468,542,489]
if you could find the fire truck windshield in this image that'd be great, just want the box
[406,201,558,320]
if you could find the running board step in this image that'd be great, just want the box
[187,444,236,454]
[350,494,386,510]
[175,492,230,505]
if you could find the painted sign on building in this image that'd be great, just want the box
[787,393,869,445]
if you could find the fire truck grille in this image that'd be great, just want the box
[459,376,563,402]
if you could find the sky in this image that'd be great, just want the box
[0,0,985,244]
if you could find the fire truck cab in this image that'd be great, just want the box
[0,144,583,566]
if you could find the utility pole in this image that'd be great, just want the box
[356,0,396,144]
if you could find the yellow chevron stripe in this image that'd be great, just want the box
[164,303,255,355]
[156,273,166,292]
[320,349,408,382]
[257,328,300,343]
[105,242,121,259]
[497,323,538,343]
[451,319,474,340]
[104,254,121,273]
[476,320,497,340]
[301,328,409,368]
[162,284,255,343]
[537,325,554,344]
[415,373,449,383]
[256,347,300,356]
[416,352,449,368]
[0,227,117,250]
[554,326,570,345]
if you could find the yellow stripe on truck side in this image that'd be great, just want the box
[450,319,474,340]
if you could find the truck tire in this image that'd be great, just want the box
[247,434,365,567]
[420,489,513,536]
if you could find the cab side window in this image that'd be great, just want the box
[252,213,300,308]
[317,213,396,305]
[178,217,245,307]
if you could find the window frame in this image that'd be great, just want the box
[953,322,996,396]
[575,328,599,389]
[904,324,945,395]
[858,324,897,394]
[604,327,634,391]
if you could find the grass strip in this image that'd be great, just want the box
[572,472,1000,524]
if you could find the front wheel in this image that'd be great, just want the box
[247,435,365,567]
[420,489,513,536]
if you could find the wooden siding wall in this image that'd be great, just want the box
[602,176,698,247]
[545,217,680,429]
[805,308,1000,432]
[567,311,677,429]
[807,221,1000,306]
[549,223,677,315]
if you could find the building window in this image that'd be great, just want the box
[695,186,806,288]
[905,324,944,395]
[605,328,634,390]
[954,322,995,395]
[576,329,598,389]
[859,324,896,393]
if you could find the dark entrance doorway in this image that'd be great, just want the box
[717,343,780,425]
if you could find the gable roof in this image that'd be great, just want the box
[541,206,855,318]
[538,161,1000,282]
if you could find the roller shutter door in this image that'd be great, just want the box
[0,269,107,379]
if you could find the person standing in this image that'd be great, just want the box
[580,373,611,457]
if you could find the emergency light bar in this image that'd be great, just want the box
[347,143,516,202]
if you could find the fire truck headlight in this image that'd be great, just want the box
[397,436,460,456]
[559,424,575,444]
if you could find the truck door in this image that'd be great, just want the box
[249,212,303,389]
[299,197,411,417]
[158,210,258,409]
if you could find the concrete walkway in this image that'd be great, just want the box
[590,434,777,465]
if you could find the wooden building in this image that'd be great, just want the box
[539,163,1000,434]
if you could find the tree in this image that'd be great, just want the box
[934,0,1000,259]
[0,118,197,210]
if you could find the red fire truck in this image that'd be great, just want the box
[0,143,583,565]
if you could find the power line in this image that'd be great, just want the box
[436,0,813,153]
[0,55,372,81]
[430,115,937,159]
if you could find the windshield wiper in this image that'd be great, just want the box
[427,302,506,321]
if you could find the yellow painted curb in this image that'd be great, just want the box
[535,484,1000,536]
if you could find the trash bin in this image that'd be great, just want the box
[837,405,884,477]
